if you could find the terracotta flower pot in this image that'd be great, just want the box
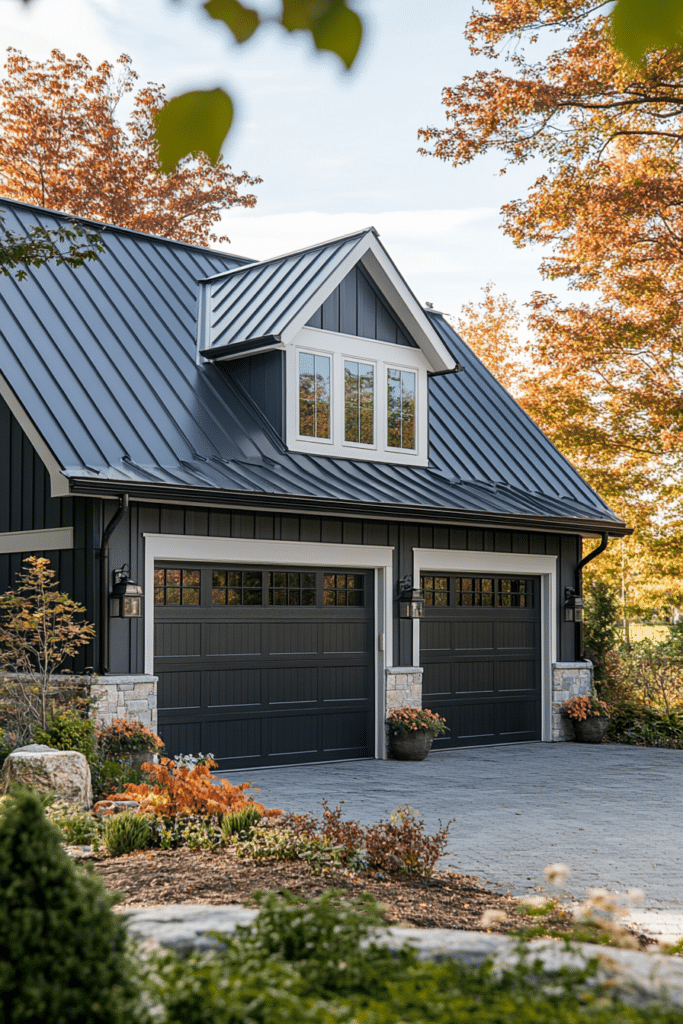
[389,729,435,761]
[571,716,609,744]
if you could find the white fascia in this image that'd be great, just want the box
[278,233,456,373]
[411,548,558,743]
[286,327,429,466]
[0,371,70,497]
[142,533,395,759]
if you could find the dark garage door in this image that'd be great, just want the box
[154,564,375,769]
[420,574,541,748]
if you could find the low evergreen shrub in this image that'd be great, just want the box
[34,707,97,762]
[104,811,154,857]
[90,754,148,802]
[608,700,683,748]
[221,804,262,839]
[0,786,144,1023]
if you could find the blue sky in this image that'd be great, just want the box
[0,0,551,319]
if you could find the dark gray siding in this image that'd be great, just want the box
[106,502,580,675]
[0,397,98,672]
[306,265,416,346]
[222,351,285,436]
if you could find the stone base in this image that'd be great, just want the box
[552,661,593,741]
[91,675,158,732]
[385,666,423,756]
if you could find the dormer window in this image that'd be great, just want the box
[299,352,331,439]
[387,368,416,450]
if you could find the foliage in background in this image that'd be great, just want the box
[0,557,95,731]
[428,1,683,614]
[97,716,164,757]
[0,48,260,246]
[284,801,453,877]
[583,580,623,683]
[110,756,280,818]
[0,787,143,1023]
[608,700,683,749]
[34,707,97,763]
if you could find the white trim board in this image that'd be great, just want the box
[0,527,73,555]
[142,533,395,759]
[411,549,558,743]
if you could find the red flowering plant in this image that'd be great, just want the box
[386,706,448,736]
[561,693,610,722]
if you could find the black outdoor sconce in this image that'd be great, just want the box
[398,575,425,619]
[564,587,585,623]
[110,565,144,618]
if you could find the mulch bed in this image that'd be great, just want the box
[91,845,641,942]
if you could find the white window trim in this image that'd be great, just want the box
[143,533,395,759]
[411,549,558,743]
[287,327,429,466]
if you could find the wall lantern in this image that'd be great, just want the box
[564,587,585,623]
[398,575,425,619]
[110,566,143,618]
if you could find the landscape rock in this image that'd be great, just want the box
[122,904,683,1009]
[93,799,140,816]
[1,744,92,808]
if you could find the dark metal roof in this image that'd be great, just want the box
[0,199,628,536]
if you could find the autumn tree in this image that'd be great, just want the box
[421,1,683,615]
[0,48,261,245]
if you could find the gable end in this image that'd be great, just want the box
[306,265,417,347]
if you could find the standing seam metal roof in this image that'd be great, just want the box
[0,199,626,532]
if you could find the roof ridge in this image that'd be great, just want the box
[0,194,255,264]
[199,225,378,282]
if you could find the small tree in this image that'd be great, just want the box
[583,578,622,685]
[0,557,95,732]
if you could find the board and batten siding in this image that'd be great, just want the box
[0,397,99,672]
[306,264,416,347]
[105,500,581,676]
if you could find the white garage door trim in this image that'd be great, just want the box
[412,549,557,743]
[143,533,394,759]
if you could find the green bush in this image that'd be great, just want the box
[34,708,97,763]
[46,798,105,850]
[583,578,622,684]
[104,811,153,857]
[149,813,223,851]
[608,700,683,748]
[140,890,683,1024]
[90,754,148,802]
[0,786,144,1024]
[221,804,262,840]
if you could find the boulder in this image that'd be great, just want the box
[1,744,93,808]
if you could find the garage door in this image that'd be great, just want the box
[154,564,375,769]
[419,574,541,748]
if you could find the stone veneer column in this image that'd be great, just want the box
[91,675,158,733]
[551,660,593,741]
[384,666,424,756]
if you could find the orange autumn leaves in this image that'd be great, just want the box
[0,49,260,246]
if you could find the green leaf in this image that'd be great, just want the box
[204,0,260,43]
[612,0,683,62]
[155,88,234,174]
[280,0,363,69]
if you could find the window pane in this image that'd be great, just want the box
[387,368,402,448]
[166,588,181,605]
[184,570,200,586]
[244,572,261,588]
[345,360,374,444]
[212,588,226,605]
[154,569,164,586]
[345,361,359,442]
[182,588,200,605]
[401,371,415,449]
[154,587,164,605]
[315,355,330,438]
[300,353,330,439]
[213,571,226,588]
[166,570,180,585]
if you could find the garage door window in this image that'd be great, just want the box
[212,570,263,605]
[323,573,364,606]
[422,575,449,606]
[453,577,532,608]
[268,571,317,606]
[154,568,200,605]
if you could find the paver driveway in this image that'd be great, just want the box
[223,742,683,937]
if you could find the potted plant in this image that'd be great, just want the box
[561,693,610,743]
[97,717,164,770]
[386,706,448,761]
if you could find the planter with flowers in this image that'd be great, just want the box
[386,706,449,761]
[561,693,610,743]
[97,716,165,770]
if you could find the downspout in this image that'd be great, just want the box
[575,531,609,660]
[99,494,129,675]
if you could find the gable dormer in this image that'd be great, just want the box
[198,228,459,466]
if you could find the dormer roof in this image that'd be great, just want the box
[198,227,457,373]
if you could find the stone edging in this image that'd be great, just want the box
[121,904,683,1009]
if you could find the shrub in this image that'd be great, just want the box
[0,786,143,1023]
[236,822,344,871]
[46,798,105,850]
[222,804,262,839]
[104,811,153,857]
[608,701,683,749]
[34,707,97,762]
[583,578,622,684]
[150,813,223,851]
[282,801,453,877]
[90,755,149,802]
[111,756,280,818]
[98,716,164,757]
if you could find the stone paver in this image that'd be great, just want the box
[219,742,683,937]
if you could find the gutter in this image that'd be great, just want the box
[98,494,128,675]
[71,479,632,539]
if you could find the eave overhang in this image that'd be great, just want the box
[67,477,632,539]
